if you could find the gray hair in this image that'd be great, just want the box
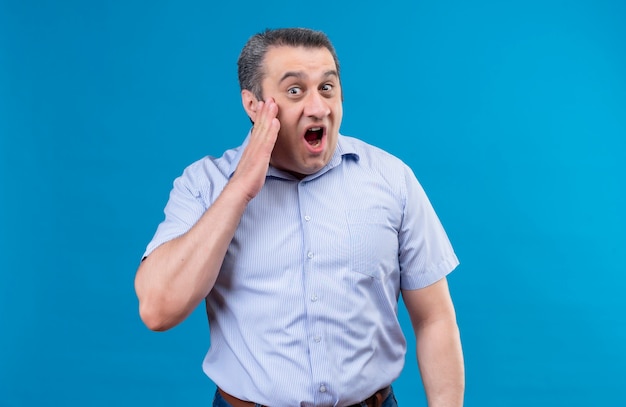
[237,28,341,100]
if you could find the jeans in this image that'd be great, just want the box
[212,387,398,407]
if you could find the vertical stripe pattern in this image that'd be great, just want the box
[143,134,459,407]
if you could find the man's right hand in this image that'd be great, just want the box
[135,98,280,331]
[230,98,280,202]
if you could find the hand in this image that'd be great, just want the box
[230,98,280,201]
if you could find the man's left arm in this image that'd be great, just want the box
[402,277,465,407]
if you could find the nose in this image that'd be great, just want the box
[303,91,331,119]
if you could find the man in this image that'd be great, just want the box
[135,28,464,407]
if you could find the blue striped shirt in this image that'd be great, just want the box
[143,134,459,407]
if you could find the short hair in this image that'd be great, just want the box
[237,28,341,100]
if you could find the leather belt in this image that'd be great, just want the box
[218,386,391,407]
[347,385,391,407]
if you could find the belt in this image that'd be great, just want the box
[218,386,391,407]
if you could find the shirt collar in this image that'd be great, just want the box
[228,131,359,180]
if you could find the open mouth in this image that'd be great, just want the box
[304,127,324,148]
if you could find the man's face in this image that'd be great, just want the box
[260,45,343,178]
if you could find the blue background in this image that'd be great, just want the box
[1,0,625,406]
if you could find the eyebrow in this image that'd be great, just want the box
[279,70,339,84]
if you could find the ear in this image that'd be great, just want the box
[241,89,259,123]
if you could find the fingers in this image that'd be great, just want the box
[229,98,280,201]
[252,98,280,149]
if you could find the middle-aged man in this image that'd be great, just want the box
[135,27,464,407]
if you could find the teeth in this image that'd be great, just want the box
[309,127,322,132]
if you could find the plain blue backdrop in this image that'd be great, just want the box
[1,0,625,406]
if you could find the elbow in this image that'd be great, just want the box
[135,267,180,332]
[138,300,178,332]
[134,262,197,331]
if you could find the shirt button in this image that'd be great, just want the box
[314,336,321,343]
[311,295,318,302]
[304,215,311,221]
[307,252,314,259]
[319,385,327,393]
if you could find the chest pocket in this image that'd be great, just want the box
[346,209,399,280]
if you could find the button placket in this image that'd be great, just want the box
[298,181,333,401]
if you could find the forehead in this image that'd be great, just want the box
[262,46,337,80]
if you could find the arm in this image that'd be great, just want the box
[134,98,280,331]
[402,277,465,407]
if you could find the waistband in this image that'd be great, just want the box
[217,385,392,407]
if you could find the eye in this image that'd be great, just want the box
[321,83,334,92]
[288,87,302,96]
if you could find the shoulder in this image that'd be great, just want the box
[336,135,422,208]
[339,134,409,172]
[338,134,415,188]
[178,144,243,182]
[171,143,244,199]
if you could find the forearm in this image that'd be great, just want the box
[135,99,279,331]
[416,317,465,407]
[135,181,250,331]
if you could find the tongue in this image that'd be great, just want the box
[305,132,317,144]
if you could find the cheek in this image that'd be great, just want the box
[276,113,301,138]
[275,126,299,151]
[276,107,298,126]
[332,102,343,119]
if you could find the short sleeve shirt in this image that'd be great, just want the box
[143,134,459,407]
